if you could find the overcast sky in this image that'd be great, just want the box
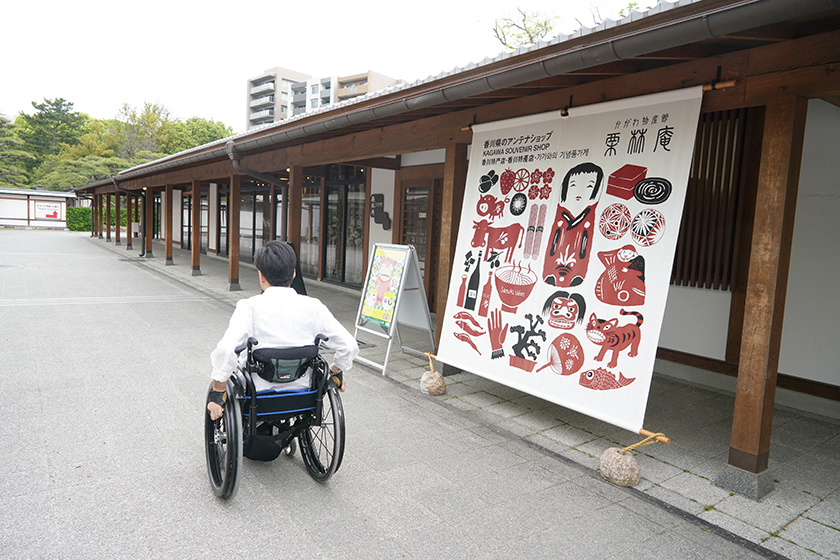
[2,0,655,134]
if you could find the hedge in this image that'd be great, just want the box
[66,207,91,231]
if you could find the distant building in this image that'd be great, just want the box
[0,187,80,229]
[247,68,402,129]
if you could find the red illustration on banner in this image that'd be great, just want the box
[594,246,646,306]
[579,368,636,390]
[631,208,666,247]
[476,194,506,221]
[542,163,604,287]
[494,262,537,313]
[471,220,524,263]
[537,333,584,376]
[454,332,481,354]
[488,309,508,360]
[607,164,647,200]
[585,309,644,368]
[599,203,632,240]
[541,290,586,329]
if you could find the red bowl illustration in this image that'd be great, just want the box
[494,263,537,313]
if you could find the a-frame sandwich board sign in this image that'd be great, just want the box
[353,243,436,375]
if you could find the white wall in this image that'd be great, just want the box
[655,99,840,390]
[658,285,731,360]
[778,99,840,386]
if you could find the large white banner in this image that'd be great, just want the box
[437,87,703,433]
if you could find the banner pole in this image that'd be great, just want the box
[639,429,671,445]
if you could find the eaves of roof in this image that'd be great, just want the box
[87,0,839,188]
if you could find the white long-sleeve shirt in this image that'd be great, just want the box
[211,286,359,391]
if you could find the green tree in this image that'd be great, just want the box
[16,98,88,173]
[36,154,132,191]
[0,116,36,188]
[493,8,555,50]
[160,117,233,154]
[116,102,171,158]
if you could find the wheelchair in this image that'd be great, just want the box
[204,334,345,500]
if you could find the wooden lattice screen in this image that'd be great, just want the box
[672,108,750,290]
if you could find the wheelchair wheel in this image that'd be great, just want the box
[204,382,243,499]
[299,387,345,482]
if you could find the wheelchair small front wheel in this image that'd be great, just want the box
[204,382,243,499]
[299,387,345,482]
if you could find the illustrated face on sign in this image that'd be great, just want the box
[561,162,604,216]
[542,290,586,329]
[617,246,638,263]
[378,258,395,283]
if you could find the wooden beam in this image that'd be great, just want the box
[288,166,303,253]
[228,175,242,290]
[105,194,112,242]
[191,180,202,275]
[114,193,121,246]
[729,96,808,474]
[165,184,174,264]
[434,143,468,345]
[145,189,154,257]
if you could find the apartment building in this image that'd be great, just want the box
[245,67,310,130]
[247,68,402,128]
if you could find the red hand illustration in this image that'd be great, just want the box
[488,309,508,360]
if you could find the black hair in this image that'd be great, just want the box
[253,241,296,287]
[561,162,604,202]
[541,290,587,324]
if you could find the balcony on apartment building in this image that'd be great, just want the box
[249,95,275,108]
[250,82,275,95]
[337,81,369,100]
[249,108,275,121]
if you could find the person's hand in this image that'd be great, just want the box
[207,401,224,420]
[331,368,346,392]
[488,309,508,360]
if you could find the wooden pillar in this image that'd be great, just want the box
[269,184,277,241]
[125,194,133,250]
[95,195,102,238]
[725,97,807,487]
[434,143,468,345]
[114,193,121,246]
[145,189,154,257]
[165,184,174,265]
[228,176,242,290]
[105,194,112,242]
[191,180,202,275]
[288,167,303,252]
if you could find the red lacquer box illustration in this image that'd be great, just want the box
[607,164,647,200]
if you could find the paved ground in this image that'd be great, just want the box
[1,229,838,559]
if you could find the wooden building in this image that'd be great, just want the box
[78,0,840,499]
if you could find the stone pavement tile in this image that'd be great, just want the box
[483,399,532,419]
[644,484,707,516]
[714,484,822,533]
[557,445,602,471]
[767,440,808,467]
[507,409,566,435]
[772,415,840,453]
[542,423,600,448]
[440,380,485,398]
[572,472,634,504]
[618,528,769,560]
[394,519,500,560]
[762,536,827,560]
[659,471,732,507]
[775,451,840,499]
[445,396,480,412]
[781,517,840,558]
[698,509,772,544]
[634,452,685,485]
[806,492,840,528]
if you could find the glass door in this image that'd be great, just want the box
[323,166,366,287]
[400,178,440,306]
[300,181,321,276]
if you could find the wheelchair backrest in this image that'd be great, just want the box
[251,345,320,384]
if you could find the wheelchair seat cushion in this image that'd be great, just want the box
[250,345,320,384]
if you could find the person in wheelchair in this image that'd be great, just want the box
[207,240,359,422]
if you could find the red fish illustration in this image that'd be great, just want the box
[454,332,481,355]
[578,367,635,390]
[456,320,485,337]
[453,311,481,328]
